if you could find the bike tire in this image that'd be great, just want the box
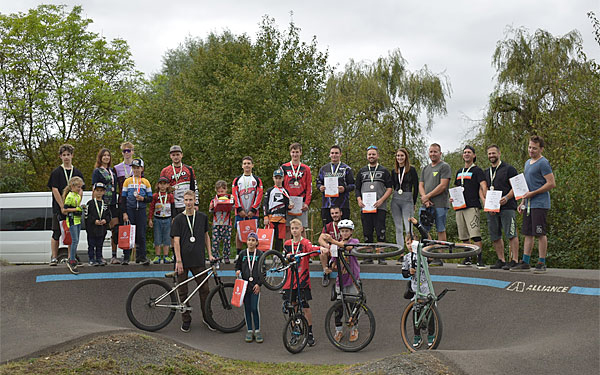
[258,249,287,291]
[325,300,376,352]
[126,279,176,332]
[205,282,246,333]
[282,313,309,354]
[400,300,443,352]
[421,243,480,259]
[349,242,405,259]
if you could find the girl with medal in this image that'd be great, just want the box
[149,177,176,264]
[235,232,264,343]
[62,176,85,274]
[92,148,121,262]
[391,148,419,253]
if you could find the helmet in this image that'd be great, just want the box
[337,219,354,230]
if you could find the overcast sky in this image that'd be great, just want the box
[4,0,599,155]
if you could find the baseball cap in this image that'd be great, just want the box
[247,232,259,241]
[273,168,284,177]
[157,176,170,183]
[93,182,106,190]
[131,158,144,168]
[170,145,183,153]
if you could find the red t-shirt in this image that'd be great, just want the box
[282,237,317,290]
[281,161,312,206]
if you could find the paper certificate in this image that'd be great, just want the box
[324,176,339,197]
[449,187,466,210]
[329,244,338,258]
[362,192,377,213]
[509,173,529,200]
[484,190,503,212]
[289,196,303,216]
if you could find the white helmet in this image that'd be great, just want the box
[337,219,354,230]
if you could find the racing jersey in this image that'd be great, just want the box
[232,174,263,215]
[282,237,317,290]
[263,186,290,223]
[159,164,199,209]
[281,161,312,206]
[316,162,355,209]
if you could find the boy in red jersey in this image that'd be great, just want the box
[281,143,312,239]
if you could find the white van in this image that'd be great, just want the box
[0,192,113,264]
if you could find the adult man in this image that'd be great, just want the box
[316,145,355,227]
[47,144,85,266]
[513,136,555,273]
[113,141,137,264]
[160,145,199,215]
[484,145,520,270]
[452,146,487,269]
[317,206,343,286]
[419,143,451,266]
[232,156,263,254]
[171,190,215,332]
[355,145,393,264]
[281,143,312,238]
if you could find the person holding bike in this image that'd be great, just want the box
[235,232,264,343]
[171,190,215,333]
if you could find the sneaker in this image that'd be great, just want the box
[122,259,129,265]
[321,272,330,287]
[141,258,150,266]
[349,329,359,342]
[307,333,315,346]
[135,258,141,264]
[165,271,176,278]
[152,256,161,264]
[181,321,191,332]
[476,261,488,270]
[50,258,58,266]
[533,262,547,274]
[429,259,443,267]
[308,258,313,264]
[224,257,230,264]
[333,330,343,343]
[254,331,264,343]
[99,258,107,266]
[110,257,121,265]
[502,260,517,270]
[245,331,254,342]
[89,260,96,266]
[490,259,506,269]
[457,258,472,268]
[413,335,422,348]
[66,260,79,275]
[361,258,374,265]
[203,319,216,332]
[427,335,435,347]
[510,261,531,272]
[378,259,387,265]
[164,256,173,264]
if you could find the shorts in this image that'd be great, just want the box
[522,208,548,236]
[455,207,481,241]
[153,217,172,246]
[419,206,448,233]
[282,287,312,308]
[51,212,61,241]
[109,204,119,221]
[487,210,517,241]
[286,211,308,227]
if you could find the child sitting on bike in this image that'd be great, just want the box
[321,219,361,343]
[282,218,319,346]
[235,232,264,343]
[402,217,435,348]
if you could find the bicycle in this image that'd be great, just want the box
[399,221,480,352]
[125,258,245,333]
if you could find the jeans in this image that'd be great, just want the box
[87,234,104,261]
[243,291,261,331]
[127,207,147,261]
[69,224,81,261]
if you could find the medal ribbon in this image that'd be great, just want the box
[332,222,339,241]
[368,163,379,183]
[290,161,301,181]
[275,185,289,199]
[133,176,142,195]
[61,165,73,184]
[397,166,406,188]
[102,167,114,188]
[94,199,104,220]
[489,161,502,189]
[159,192,168,205]
[172,164,183,184]
[291,237,303,254]
[460,164,474,187]
[185,211,196,239]
[330,162,341,176]
[247,249,257,279]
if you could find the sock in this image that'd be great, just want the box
[523,254,531,264]
[538,257,545,264]
[308,325,313,334]
[112,252,117,257]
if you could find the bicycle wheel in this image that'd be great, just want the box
[258,249,287,291]
[421,243,480,259]
[325,300,376,352]
[205,282,246,333]
[349,242,405,259]
[400,300,443,352]
[282,313,309,354]
[126,279,176,332]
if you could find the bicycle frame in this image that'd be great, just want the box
[332,248,365,321]
[411,242,437,328]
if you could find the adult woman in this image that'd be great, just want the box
[92,148,119,262]
[390,148,419,253]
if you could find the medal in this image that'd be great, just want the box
[133,191,138,197]
[186,212,196,244]
[61,165,73,184]
[294,180,299,186]
[370,184,374,190]
[249,277,254,282]
[290,161,301,182]
[190,236,196,243]
[489,161,501,191]
[398,189,403,195]
[489,186,495,191]
[247,250,257,282]
[397,166,406,194]
[368,163,378,192]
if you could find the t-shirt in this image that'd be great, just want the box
[524,157,553,209]
[421,162,452,208]
[454,164,485,209]
[92,167,118,206]
[355,164,393,211]
[484,161,518,211]
[322,221,341,241]
[316,162,355,209]
[159,164,199,208]
[282,237,316,290]
[121,176,152,210]
[47,166,85,214]
[330,238,360,288]
[263,186,289,223]
[281,162,312,206]
[171,211,209,268]
[235,249,264,288]
[232,174,263,214]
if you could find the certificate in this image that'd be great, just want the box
[484,190,503,212]
[509,173,529,200]
[362,192,377,213]
[329,244,338,258]
[448,187,466,210]
[289,196,303,216]
[324,176,339,197]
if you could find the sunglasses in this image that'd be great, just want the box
[367,145,378,150]
[122,149,132,153]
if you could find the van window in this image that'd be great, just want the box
[0,208,49,231]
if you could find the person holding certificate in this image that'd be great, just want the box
[232,156,264,254]
[451,146,487,269]
[316,145,355,227]
[390,148,419,256]
[484,145,520,270]
[281,143,312,238]
[355,145,393,264]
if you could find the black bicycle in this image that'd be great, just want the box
[126,258,245,333]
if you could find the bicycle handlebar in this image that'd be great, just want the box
[422,239,455,247]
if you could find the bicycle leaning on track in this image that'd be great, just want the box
[399,218,480,351]
[125,258,245,333]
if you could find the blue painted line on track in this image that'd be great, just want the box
[568,287,600,296]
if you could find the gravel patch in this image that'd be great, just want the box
[349,352,458,375]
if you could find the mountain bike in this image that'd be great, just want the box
[126,258,245,333]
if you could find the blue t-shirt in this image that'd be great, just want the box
[524,157,552,209]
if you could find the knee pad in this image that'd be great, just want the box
[471,236,482,243]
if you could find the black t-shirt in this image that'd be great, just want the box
[355,164,393,210]
[171,211,209,268]
[47,166,85,214]
[454,165,485,209]
[484,161,518,211]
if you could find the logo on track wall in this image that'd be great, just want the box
[506,281,570,293]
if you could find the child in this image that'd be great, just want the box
[209,180,234,263]
[85,182,111,266]
[282,218,319,346]
[149,176,176,264]
[321,219,360,343]
[401,217,435,348]
[263,168,293,252]
[62,176,85,274]
[235,232,263,343]
[232,156,263,255]
[121,158,152,265]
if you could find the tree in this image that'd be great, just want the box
[0,4,142,190]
